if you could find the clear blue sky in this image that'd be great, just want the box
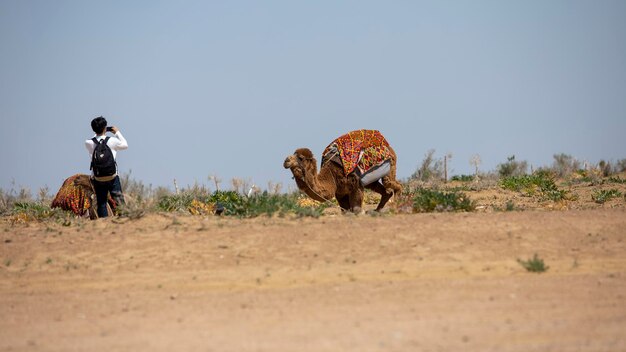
[1,0,625,192]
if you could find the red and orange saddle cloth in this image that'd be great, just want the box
[51,174,116,217]
[322,129,393,176]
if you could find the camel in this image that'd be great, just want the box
[284,130,402,213]
[51,174,116,219]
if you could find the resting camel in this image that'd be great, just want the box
[284,130,402,213]
[51,174,116,219]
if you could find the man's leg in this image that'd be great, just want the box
[93,179,110,218]
[109,176,126,213]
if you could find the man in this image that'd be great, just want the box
[85,116,128,217]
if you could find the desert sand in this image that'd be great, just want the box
[1,201,625,351]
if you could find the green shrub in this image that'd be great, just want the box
[12,202,51,219]
[591,189,622,204]
[518,254,549,273]
[210,190,245,206]
[411,188,475,213]
[226,192,327,218]
[10,202,72,223]
[451,174,474,182]
[501,171,569,202]
[607,176,626,184]
[156,192,199,212]
[156,190,326,218]
[1,186,35,215]
[571,169,597,184]
[156,190,242,212]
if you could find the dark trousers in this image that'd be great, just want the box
[92,176,125,218]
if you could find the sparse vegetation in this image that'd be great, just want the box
[570,169,600,184]
[2,153,625,221]
[497,155,528,177]
[451,174,475,182]
[156,190,241,213]
[518,254,549,273]
[552,153,580,178]
[492,200,517,212]
[410,188,475,213]
[1,185,37,215]
[8,202,73,224]
[607,176,626,184]
[411,149,444,182]
[155,189,326,218]
[117,201,148,220]
[591,189,622,204]
[501,171,570,202]
[226,192,328,218]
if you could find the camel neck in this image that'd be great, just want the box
[296,164,336,202]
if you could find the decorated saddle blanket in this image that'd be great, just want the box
[51,174,116,216]
[322,129,393,175]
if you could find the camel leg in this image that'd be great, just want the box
[349,189,364,213]
[337,195,351,212]
[346,175,364,213]
[381,158,403,196]
[366,181,393,211]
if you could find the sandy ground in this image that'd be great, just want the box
[1,204,625,351]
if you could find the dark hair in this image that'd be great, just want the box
[91,116,107,133]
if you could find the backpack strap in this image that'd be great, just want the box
[92,136,110,145]
[90,138,97,170]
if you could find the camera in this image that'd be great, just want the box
[106,126,114,132]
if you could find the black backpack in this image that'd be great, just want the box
[90,137,116,177]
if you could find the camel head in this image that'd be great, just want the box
[73,174,96,194]
[284,148,317,179]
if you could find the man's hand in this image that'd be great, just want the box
[109,126,120,134]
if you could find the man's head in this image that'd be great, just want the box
[91,116,107,134]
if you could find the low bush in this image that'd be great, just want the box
[518,253,549,273]
[1,186,35,215]
[156,190,326,218]
[224,192,328,218]
[9,202,73,224]
[501,171,570,202]
[117,201,149,220]
[570,169,601,184]
[607,176,626,184]
[497,155,528,177]
[552,153,580,178]
[591,189,623,204]
[156,190,241,212]
[411,149,444,182]
[451,174,474,182]
[496,200,517,212]
[411,188,475,213]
